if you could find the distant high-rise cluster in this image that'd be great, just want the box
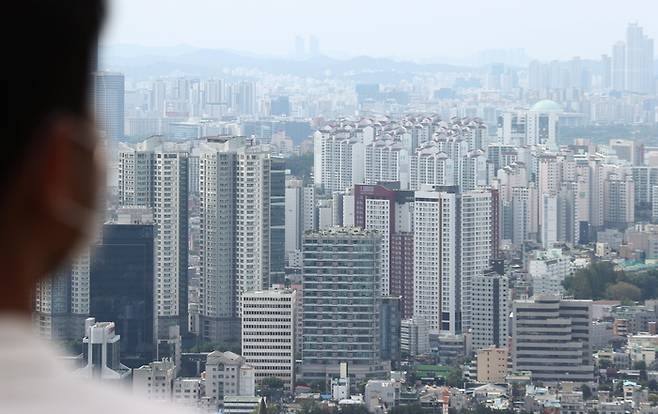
[611,23,655,94]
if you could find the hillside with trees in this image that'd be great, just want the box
[563,262,658,302]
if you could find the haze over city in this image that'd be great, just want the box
[7,1,658,414]
[103,0,658,62]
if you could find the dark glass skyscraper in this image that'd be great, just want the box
[90,224,155,368]
[270,157,286,285]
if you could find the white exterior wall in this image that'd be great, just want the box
[528,249,572,296]
[241,289,296,391]
[414,191,456,333]
[365,198,392,296]
[460,190,494,334]
[653,185,658,222]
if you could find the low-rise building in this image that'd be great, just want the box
[476,347,508,384]
[132,358,175,402]
[400,317,430,357]
[223,396,262,414]
[527,248,572,296]
[205,351,255,407]
[173,377,203,407]
[365,380,402,413]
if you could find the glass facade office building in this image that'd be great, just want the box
[90,224,155,368]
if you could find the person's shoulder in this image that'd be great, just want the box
[73,382,196,414]
[7,376,196,414]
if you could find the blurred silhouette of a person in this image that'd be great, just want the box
[2,1,188,412]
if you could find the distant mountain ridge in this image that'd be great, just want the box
[100,44,476,80]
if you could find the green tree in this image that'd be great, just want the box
[298,401,325,414]
[445,365,464,387]
[648,379,658,392]
[614,381,624,397]
[649,393,658,406]
[390,404,424,414]
[339,405,369,414]
[605,282,642,302]
[309,380,327,393]
[260,377,285,402]
[563,262,618,299]
[626,271,658,300]
[286,153,314,183]
[582,384,593,400]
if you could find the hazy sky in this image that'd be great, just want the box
[103,0,657,61]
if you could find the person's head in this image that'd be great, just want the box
[3,0,105,312]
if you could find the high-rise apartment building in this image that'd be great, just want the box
[301,227,391,383]
[391,232,414,319]
[603,169,635,228]
[34,252,90,341]
[497,106,560,150]
[198,137,271,343]
[118,141,189,340]
[632,166,658,206]
[471,268,509,352]
[93,71,125,140]
[241,288,296,391]
[314,126,366,193]
[413,187,496,335]
[365,136,409,188]
[284,177,316,261]
[512,295,594,383]
[353,184,414,297]
[612,41,626,91]
[625,23,655,94]
[610,23,654,94]
[410,146,455,189]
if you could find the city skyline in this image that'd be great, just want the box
[23,3,658,413]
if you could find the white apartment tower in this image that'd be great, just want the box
[413,187,496,334]
[118,140,189,339]
[241,288,296,391]
[314,125,366,193]
[365,138,409,188]
[198,137,271,343]
[34,251,90,341]
[410,145,455,190]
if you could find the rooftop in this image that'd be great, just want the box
[530,99,563,113]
